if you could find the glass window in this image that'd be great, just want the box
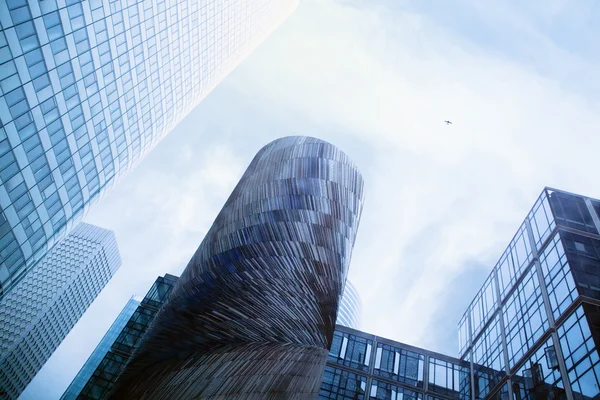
[503,268,548,368]
[369,379,422,400]
[329,331,373,372]
[528,190,556,250]
[549,191,598,234]
[319,365,367,400]
[512,336,565,400]
[539,232,577,319]
[373,343,424,387]
[558,305,600,400]
[472,315,504,399]
[428,357,470,399]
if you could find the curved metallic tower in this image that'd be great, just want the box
[111,136,364,399]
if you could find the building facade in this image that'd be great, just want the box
[110,136,365,398]
[320,325,471,400]
[458,187,600,400]
[0,0,300,297]
[60,295,141,400]
[69,274,178,400]
[0,222,121,399]
[338,279,363,329]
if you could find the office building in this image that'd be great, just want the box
[0,223,120,399]
[458,187,600,400]
[60,295,141,400]
[68,274,178,400]
[320,325,470,400]
[110,136,364,398]
[338,279,362,329]
[0,0,300,297]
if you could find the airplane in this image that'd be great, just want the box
[444,120,452,125]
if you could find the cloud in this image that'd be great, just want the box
[228,0,600,347]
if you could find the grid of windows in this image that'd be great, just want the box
[76,274,177,399]
[549,191,598,235]
[0,0,300,297]
[472,315,505,399]
[512,336,565,400]
[558,306,600,400]
[458,188,600,400]
[319,365,367,400]
[329,331,373,372]
[369,380,423,400]
[539,232,577,320]
[428,357,470,399]
[503,267,549,368]
[61,296,140,400]
[373,343,424,387]
[0,223,120,399]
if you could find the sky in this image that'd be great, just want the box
[23,0,600,398]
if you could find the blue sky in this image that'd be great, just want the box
[23,0,600,398]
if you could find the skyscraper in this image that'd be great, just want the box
[0,0,300,297]
[60,295,141,400]
[110,136,365,398]
[0,223,121,399]
[338,280,362,329]
[65,274,178,400]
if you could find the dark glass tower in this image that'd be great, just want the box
[0,0,300,297]
[72,274,178,400]
[60,296,141,400]
[110,136,365,398]
[458,188,600,400]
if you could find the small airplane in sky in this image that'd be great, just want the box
[444,120,452,125]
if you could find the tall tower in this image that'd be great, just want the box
[0,223,121,399]
[0,0,300,297]
[338,280,363,329]
[60,296,142,400]
[111,136,364,398]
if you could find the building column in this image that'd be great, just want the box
[525,220,574,400]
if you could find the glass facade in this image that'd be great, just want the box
[0,223,120,399]
[0,0,300,298]
[338,279,363,329]
[459,187,600,400]
[73,274,177,400]
[320,325,470,400]
[60,295,140,400]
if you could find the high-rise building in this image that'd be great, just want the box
[67,274,178,400]
[458,187,600,400]
[0,223,120,399]
[110,136,365,398]
[0,0,300,297]
[338,280,362,329]
[60,295,141,400]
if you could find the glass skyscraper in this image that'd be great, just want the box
[66,274,178,400]
[60,295,141,400]
[338,279,363,329]
[458,187,600,400]
[0,222,121,399]
[0,0,300,297]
